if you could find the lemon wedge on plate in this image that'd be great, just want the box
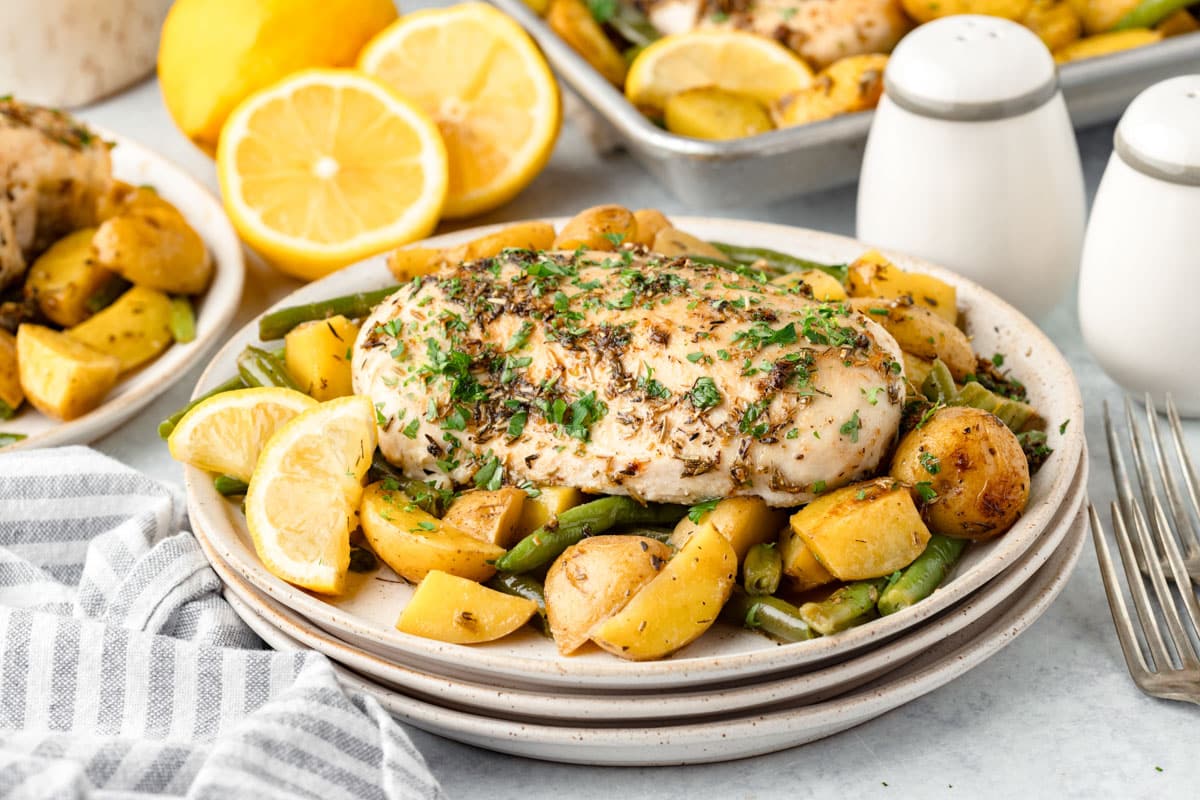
[216,69,448,281]
[358,3,561,219]
[169,387,318,481]
[625,30,814,117]
[245,395,377,594]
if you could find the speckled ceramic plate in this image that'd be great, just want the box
[212,450,1084,722]
[186,218,1084,691]
[2,130,244,450]
[230,506,1087,765]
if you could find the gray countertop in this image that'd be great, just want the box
[79,68,1196,799]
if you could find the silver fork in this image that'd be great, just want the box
[1092,395,1200,704]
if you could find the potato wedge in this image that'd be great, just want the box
[547,0,628,86]
[902,0,1031,23]
[1053,29,1163,63]
[397,570,537,644]
[632,209,671,247]
[891,406,1030,540]
[1082,0,1139,33]
[553,205,638,251]
[442,488,527,547]
[544,535,672,654]
[449,221,556,262]
[66,286,174,373]
[23,228,114,327]
[650,228,726,260]
[846,250,957,323]
[93,197,212,295]
[517,486,584,535]
[360,483,505,582]
[0,329,23,417]
[780,536,836,592]
[664,88,774,141]
[771,269,848,302]
[772,87,842,127]
[786,478,931,580]
[284,315,359,401]
[16,324,121,421]
[1157,9,1199,36]
[669,496,786,562]
[591,521,736,661]
[821,55,889,113]
[849,298,974,381]
[902,352,936,391]
[1022,0,1082,51]
[387,247,444,281]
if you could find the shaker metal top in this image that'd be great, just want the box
[1114,75,1200,187]
[883,16,1058,123]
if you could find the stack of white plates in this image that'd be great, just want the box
[187,220,1088,766]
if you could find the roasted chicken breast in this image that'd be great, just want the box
[355,249,905,506]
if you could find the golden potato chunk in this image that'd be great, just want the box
[669,496,786,562]
[779,532,836,592]
[93,195,212,295]
[387,222,557,281]
[66,286,174,373]
[284,315,359,401]
[553,205,638,251]
[771,269,848,302]
[1023,0,1082,51]
[0,329,23,416]
[516,486,584,535]
[397,570,537,644]
[544,535,672,654]
[902,0,1032,23]
[591,521,736,660]
[846,250,958,323]
[1053,29,1163,63]
[891,406,1030,540]
[849,297,974,381]
[632,209,672,247]
[785,478,931,580]
[664,88,774,140]
[1082,0,1138,33]
[773,54,888,128]
[359,483,505,583]
[547,0,627,86]
[441,488,527,548]
[650,228,727,260]
[24,228,113,327]
[16,324,121,421]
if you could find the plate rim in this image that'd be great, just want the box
[186,216,1085,686]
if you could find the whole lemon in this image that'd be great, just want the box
[158,0,398,155]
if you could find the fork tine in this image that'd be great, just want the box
[1143,394,1200,555]
[1132,484,1200,667]
[1111,500,1174,671]
[1091,503,1151,680]
[1165,394,1200,559]
[1104,400,1150,571]
[1148,484,1200,653]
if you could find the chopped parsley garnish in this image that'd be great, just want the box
[992,353,1005,367]
[602,230,626,246]
[637,364,670,400]
[686,351,712,365]
[812,480,827,493]
[374,403,388,426]
[1059,419,1070,435]
[915,482,938,502]
[733,321,797,350]
[505,321,534,352]
[786,427,799,439]
[739,399,770,438]
[473,452,504,491]
[689,377,722,410]
[687,497,720,523]
[507,410,528,438]
[840,410,861,443]
[563,391,607,441]
[863,386,884,406]
[500,355,533,384]
[402,419,420,439]
[856,488,867,500]
[416,521,437,531]
[919,451,941,475]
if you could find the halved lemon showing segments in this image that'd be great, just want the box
[216,69,448,282]
[245,395,377,594]
[625,30,815,116]
[358,3,561,219]
[168,387,318,482]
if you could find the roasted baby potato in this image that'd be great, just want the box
[1156,9,1199,36]
[1023,0,1083,51]
[1082,0,1139,33]
[780,535,836,592]
[891,406,1031,540]
[388,222,557,281]
[397,570,537,644]
[902,0,1032,23]
[632,209,672,247]
[23,228,114,327]
[66,286,174,373]
[553,205,638,251]
[591,521,736,661]
[441,488,527,548]
[544,535,672,654]
[387,247,443,281]
[773,54,887,127]
[849,297,974,381]
[547,0,628,86]
[664,88,774,140]
[670,496,787,561]
[0,329,23,417]
[359,483,505,582]
[846,250,957,323]
[284,315,359,401]
[93,195,212,295]
[1054,29,1163,62]
[771,269,848,302]
[650,227,727,260]
[902,352,936,391]
[16,324,121,421]
[517,485,584,535]
[784,478,931,580]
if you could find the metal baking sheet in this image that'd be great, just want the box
[490,0,1200,206]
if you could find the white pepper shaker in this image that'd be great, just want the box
[856,16,1086,321]
[1079,75,1200,416]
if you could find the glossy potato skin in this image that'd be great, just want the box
[397,570,537,644]
[669,496,787,562]
[848,297,974,381]
[552,205,638,251]
[23,228,111,327]
[66,286,174,373]
[93,194,212,295]
[846,250,957,323]
[891,406,1031,540]
[284,315,360,401]
[16,324,121,421]
[544,535,672,654]
[441,488,527,547]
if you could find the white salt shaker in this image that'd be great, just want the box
[856,16,1086,321]
[1079,75,1200,416]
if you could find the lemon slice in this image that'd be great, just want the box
[169,387,318,481]
[625,31,814,116]
[245,395,378,594]
[216,69,448,282]
[358,3,561,219]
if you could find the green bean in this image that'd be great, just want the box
[486,573,551,637]
[258,286,400,340]
[0,432,26,448]
[85,276,131,313]
[0,399,14,420]
[214,475,249,496]
[800,578,889,635]
[723,589,816,642]
[607,0,660,47]
[921,358,957,405]
[169,296,196,343]
[743,542,782,596]
[367,450,455,518]
[614,526,676,544]
[495,496,688,573]
[1114,0,1193,28]
[877,535,968,616]
[348,546,379,573]
[954,381,1036,432]
[157,375,246,439]
[236,346,299,391]
[709,242,848,283]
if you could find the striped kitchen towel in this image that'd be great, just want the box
[0,446,446,800]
